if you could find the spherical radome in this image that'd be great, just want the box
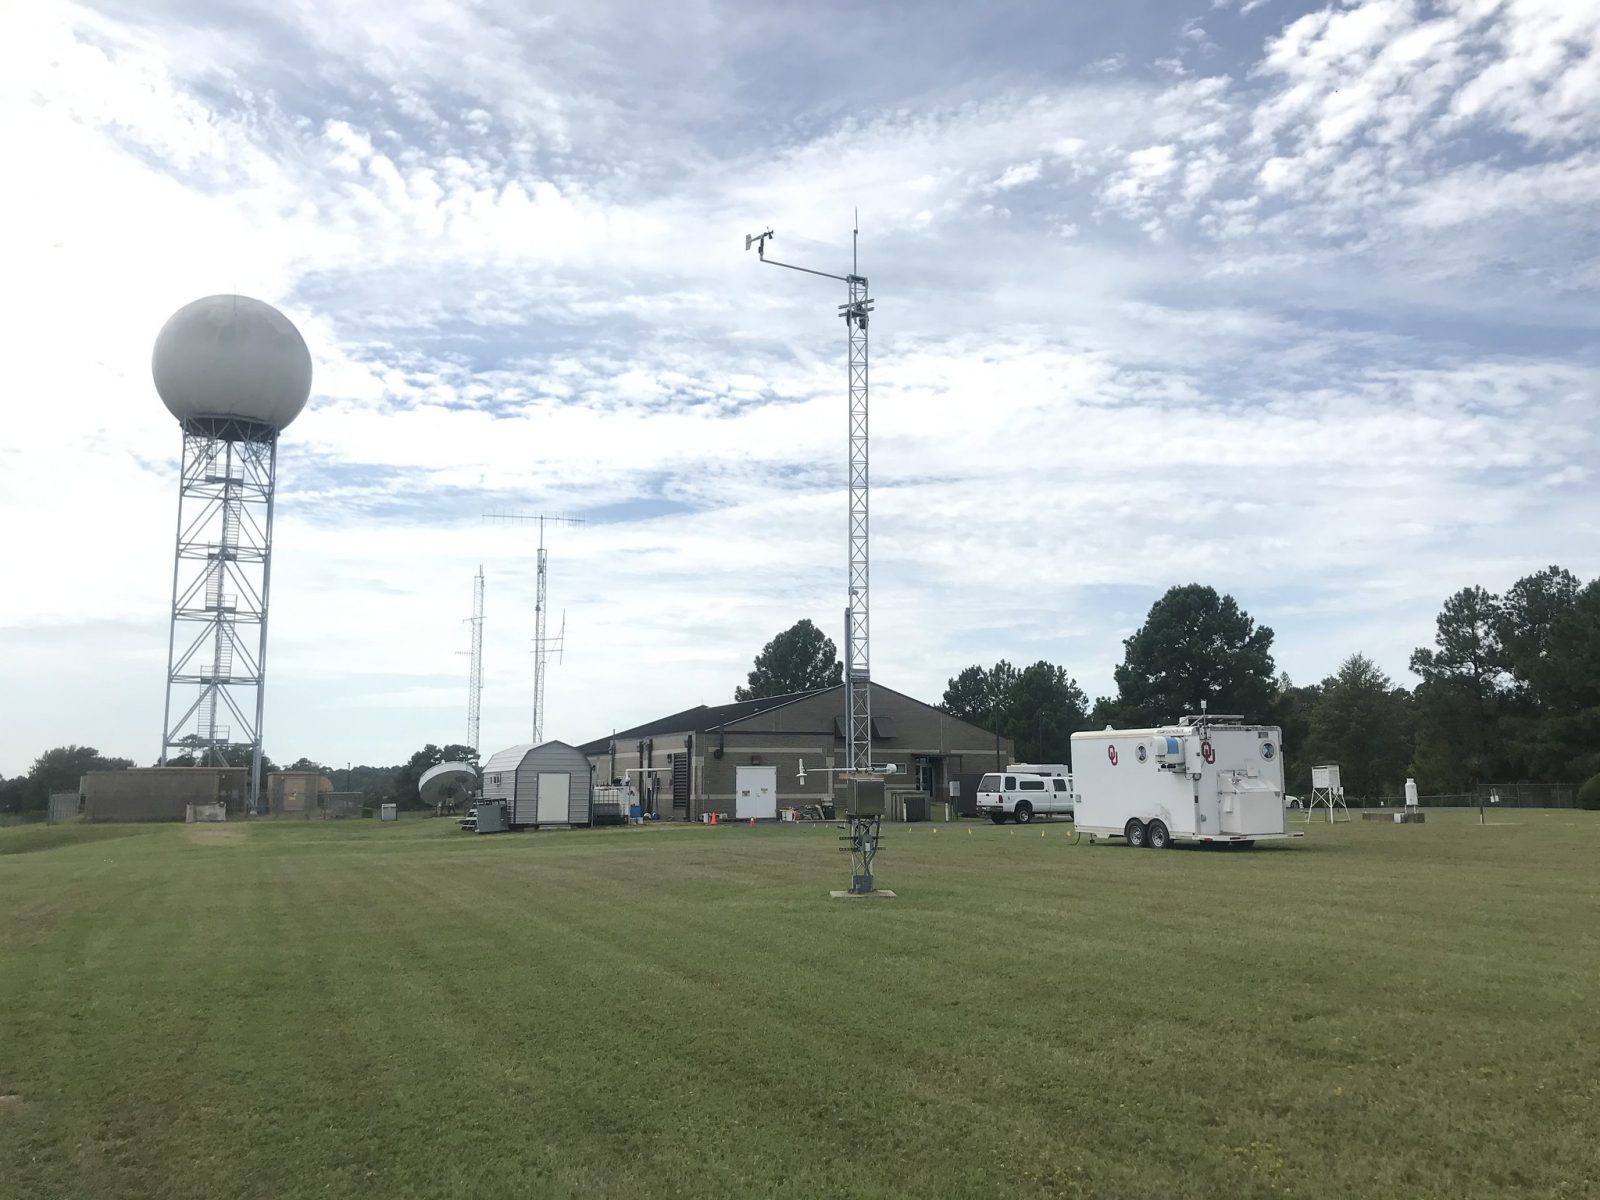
[152,295,313,431]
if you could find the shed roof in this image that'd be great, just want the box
[481,740,590,774]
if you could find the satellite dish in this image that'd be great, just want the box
[419,761,478,810]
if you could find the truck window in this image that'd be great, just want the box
[1019,779,1045,791]
[1004,776,1017,790]
[1052,779,1068,791]
[978,774,1001,792]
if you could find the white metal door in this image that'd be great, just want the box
[735,766,777,820]
[537,772,570,825]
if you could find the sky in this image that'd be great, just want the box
[1,0,1596,777]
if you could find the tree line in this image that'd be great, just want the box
[942,570,1599,799]
[0,742,477,815]
[9,567,1598,813]
[736,568,1600,800]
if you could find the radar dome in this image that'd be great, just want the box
[152,295,313,431]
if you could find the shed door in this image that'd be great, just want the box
[537,773,570,825]
[735,766,777,820]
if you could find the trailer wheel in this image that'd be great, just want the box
[1013,802,1034,824]
[1147,820,1170,849]
[990,814,1008,825]
[1124,819,1147,848]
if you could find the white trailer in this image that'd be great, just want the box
[1071,719,1302,849]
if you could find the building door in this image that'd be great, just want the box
[735,766,777,820]
[537,772,570,825]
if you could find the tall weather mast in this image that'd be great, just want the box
[466,565,484,757]
[746,221,875,773]
[484,512,583,742]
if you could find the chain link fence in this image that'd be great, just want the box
[1349,782,1578,809]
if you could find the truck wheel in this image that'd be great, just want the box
[990,814,1007,825]
[1124,819,1147,848]
[1147,820,1170,849]
[1014,802,1033,824]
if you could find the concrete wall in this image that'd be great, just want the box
[81,768,249,823]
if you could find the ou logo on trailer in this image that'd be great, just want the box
[1200,740,1216,765]
[1107,745,1119,766]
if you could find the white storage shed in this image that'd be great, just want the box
[480,741,593,829]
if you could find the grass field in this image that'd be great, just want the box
[2,813,1597,1199]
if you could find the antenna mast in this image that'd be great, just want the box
[744,222,875,774]
[466,565,484,758]
[484,512,584,742]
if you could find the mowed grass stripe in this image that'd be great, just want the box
[2,814,1597,1199]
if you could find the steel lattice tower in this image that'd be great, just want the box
[748,222,876,771]
[160,417,279,798]
[484,512,582,742]
[843,265,872,771]
[466,565,484,757]
[153,294,311,813]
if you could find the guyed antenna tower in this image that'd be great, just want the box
[466,566,484,758]
[747,216,887,895]
[483,512,583,742]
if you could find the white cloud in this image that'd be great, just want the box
[0,0,1596,774]
[990,160,1042,191]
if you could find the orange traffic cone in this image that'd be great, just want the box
[749,817,755,828]
[709,812,717,826]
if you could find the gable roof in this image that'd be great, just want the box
[576,687,836,755]
[482,740,587,773]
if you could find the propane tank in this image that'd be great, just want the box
[1404,778,1419,809]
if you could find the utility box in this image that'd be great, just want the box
[47,792,80,824]
[379,803,398,821]
[1072,720,1302,848]
[846,778,885,817]
[475,802,509,834]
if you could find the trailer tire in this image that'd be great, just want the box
[1124,819,1147,848]
[1014,802,1034,824]
[990,814,1008,825]
[1147,819,1170,849]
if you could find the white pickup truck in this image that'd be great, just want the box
[976,768,1074,824]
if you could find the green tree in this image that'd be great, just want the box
[1496,566,1581,704]
[285,757,328,773]
[1410,586,1507,786]
[943,660,1087,762]
[10,746,135,813]
[1007,661,1091,762]
[734,619,843,701]
[0,774,35,814]
[1107,584,1277,725]
[941,661,1018,726]
[1306,655,1413,801]
[1271,673,1323,797]
[1493,567,1600,780]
